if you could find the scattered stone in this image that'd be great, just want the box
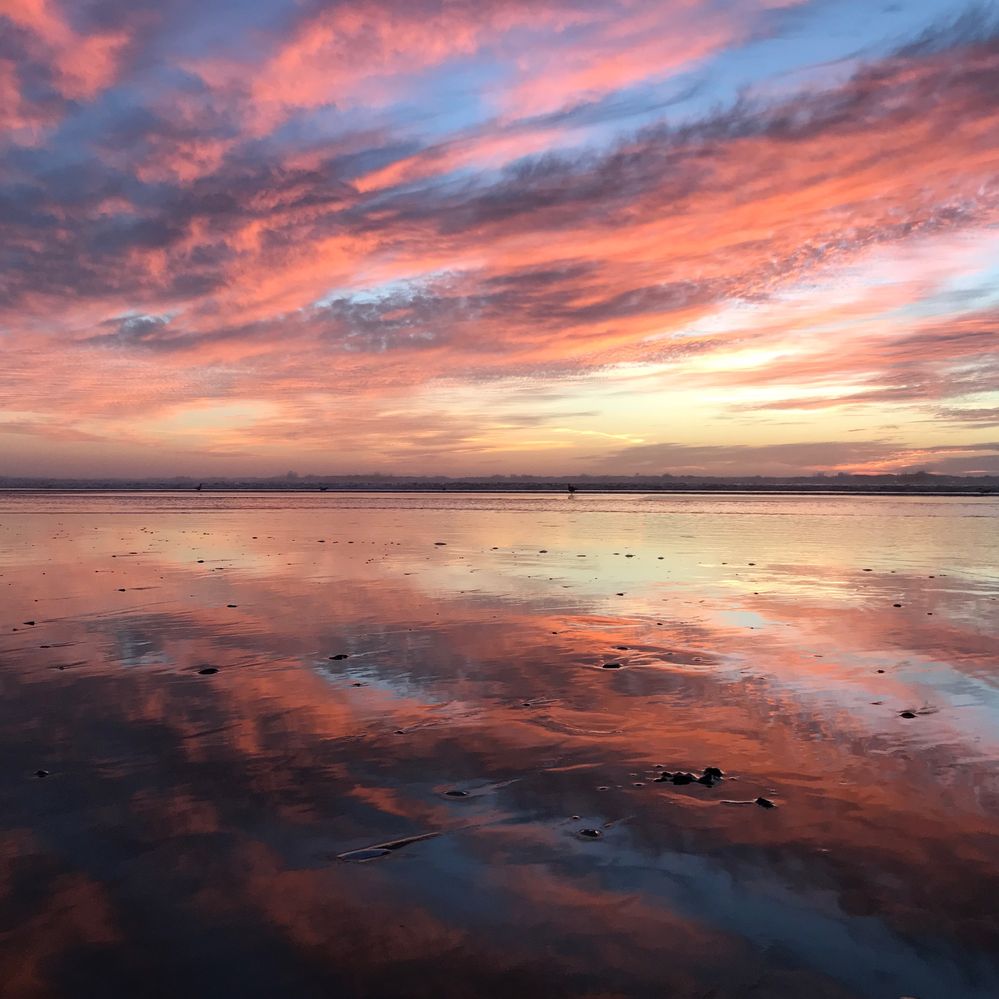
[578,828,602,838]
[23,620,35,626]
[329,653,349,660]
[601,662,623,669]
[671,772,697,785]
[755,797,776,809]
[197,667,219,675]
[444,789,469,797]
[893,603,902,608]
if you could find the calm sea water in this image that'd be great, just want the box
[1,492,997,998]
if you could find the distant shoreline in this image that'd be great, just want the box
[0,486,994,497]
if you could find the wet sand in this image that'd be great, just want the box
[0,492,997,998]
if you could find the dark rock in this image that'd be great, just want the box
[34,769,49,779]
[445,789,469,797]
[703,767,724,779]
[601,662,623,669]
[197,667,219,675]
[755,797,776,808]
[899,710,917,719]
[671,772,697,785]
[893,603,902,608]
[329,654,349,660]
[578,828,602,838]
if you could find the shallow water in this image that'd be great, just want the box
[1,491,997,999]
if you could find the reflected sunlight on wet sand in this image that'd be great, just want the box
[1,492,997,999]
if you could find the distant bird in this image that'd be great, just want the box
[567,483,576,494]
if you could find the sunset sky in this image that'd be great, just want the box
[1,0,998,478]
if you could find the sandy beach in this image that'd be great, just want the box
[0,491,996,997]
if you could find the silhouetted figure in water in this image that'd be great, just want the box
[567,483,577,495]
[196,483,203,492]
[319,486,328,492]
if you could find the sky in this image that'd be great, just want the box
[1,0,998,478]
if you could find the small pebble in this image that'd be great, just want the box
[755,797,776,809]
